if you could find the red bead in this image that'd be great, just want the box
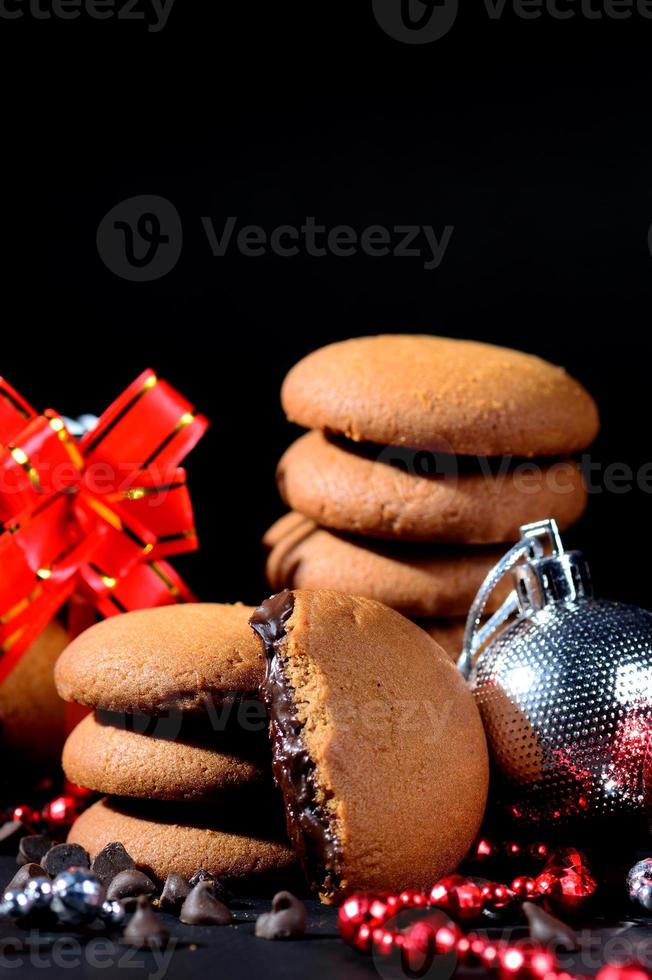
[482,882,515,909]
[539,847,597,916]
[372,927,397,957]
[11,805,37,825]
[398,889,428,908]
[501,946,526,975]
[456,936,472,962]
[435,924,461,954]
[401,918,458,975]
[429,875,484,921]
[534,872,558,897]
[527,948,558,979]
[499,945,557,980]
[546,847,585,872]
[596,965,652,980]
[65,782,93,801]
[463,934,490,966]
[483,944,500,967]
[42,795,77,827]
[353,922,373,953]
[474,837,495,860]
[368,896,393,924]
[401,920,435,957]
[338,894,377,944]
[512,876,538,899]
[528,842,549,861]
[505,841,522,857]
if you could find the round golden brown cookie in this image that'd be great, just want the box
[281,335,599,457]
[416,618,468,661]
[277,430,587,543]
[0,621,68,769]
[55,603,264,715]
[69,797,298,887]
[250,589,489,903]
[62,711,271,803]
[264,514,509,617]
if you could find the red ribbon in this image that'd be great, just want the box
[0,369,208,683]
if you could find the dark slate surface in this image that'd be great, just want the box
[1,857,652,980]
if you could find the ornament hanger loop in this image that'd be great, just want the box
[457,518,579,679]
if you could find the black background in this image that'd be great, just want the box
[2,1,652,610]
[0,9,651,978]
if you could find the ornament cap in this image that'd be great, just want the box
[458,519,592,678]
[514,550,593,613]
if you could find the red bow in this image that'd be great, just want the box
[0,369,208,683]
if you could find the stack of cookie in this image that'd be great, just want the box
[264,335,599,658]
[54,603,298,889]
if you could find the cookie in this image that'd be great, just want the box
[277,430,587,543]
[250,589,489,903]
[281,335,599,457]
[62,711,271,803]
[0,621,68,769]
[264,514,508,618]
[55,603,264,715]
[69,797,298,888]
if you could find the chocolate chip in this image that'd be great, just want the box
[106,869,157,904]
[255,891,307,940]
[5,864,48,892]
[179,881,232,926]
[42,843,90,877]
[90,841,136,886]
[159,873,191,914]
[122,896,169,949]
[188,869,233,906]
[523,901,580,951]
[17,835,55,867]
[0,821,26,853]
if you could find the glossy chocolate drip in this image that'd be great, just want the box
[250,590,341,898]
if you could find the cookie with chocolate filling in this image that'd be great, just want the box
[55,603,263,715]
[250,589,489,903]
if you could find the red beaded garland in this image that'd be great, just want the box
[430,875,484,920]
[11,804,38,825]
[512,876,539,899]
[42,794,78,827]
[537,847,597,916]
[596,965,652,980]
[338,894,379,944]
[338,840,629,980]
[482,882,515,909]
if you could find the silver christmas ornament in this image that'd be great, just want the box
[627,858,652,912]
[458,520,652,827]
[51,868,105,924]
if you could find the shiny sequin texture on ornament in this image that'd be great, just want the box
[458,520,652,827]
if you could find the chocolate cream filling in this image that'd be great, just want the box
[250,590,342,898]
